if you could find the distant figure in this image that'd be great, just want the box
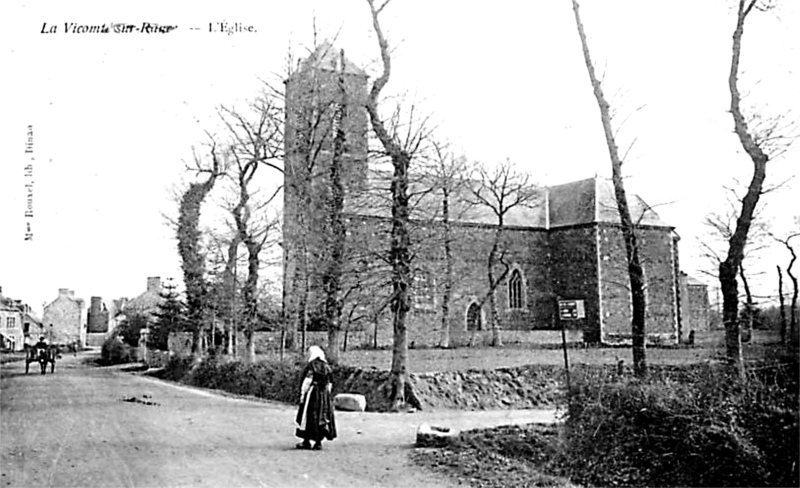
[688,330,695,346]
[295,346,337,450]
[34,336,48,351]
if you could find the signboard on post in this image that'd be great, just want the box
[558,299,585,320]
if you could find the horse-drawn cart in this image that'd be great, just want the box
[25,344,60,374]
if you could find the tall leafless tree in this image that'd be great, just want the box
[468,159,537,347]
[217,95,283,363]
[427,142,468,348]
[364,0,427,410]
[571,0,648,377]
[718,0,796,375]
[772,230,799,342]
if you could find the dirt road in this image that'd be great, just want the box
[1,353,557,488]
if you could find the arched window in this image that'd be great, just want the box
[466,302,482,331]
[413,271,435,310]
[508,269,524,309]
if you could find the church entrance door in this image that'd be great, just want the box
[466,302,482,331]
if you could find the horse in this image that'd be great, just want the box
[25,345,60,374]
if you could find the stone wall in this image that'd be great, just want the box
[597,225,678,342]
[549,225,601,342]
[168,328,583,357]
[681,283,710,333]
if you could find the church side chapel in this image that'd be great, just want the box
[283,42,703,348]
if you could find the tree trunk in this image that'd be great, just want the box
[224,237,240,355]
[720,0,770,377]
[571,0,647,377]
[242,235,261,364]
[440,188,452,348]
[178,172,219,356]
[486,228,504,347]
[365,0,422,411]
[739,263,753,342]
[778,265,787,343]
[787,245,798,340]
[322,49,349,365]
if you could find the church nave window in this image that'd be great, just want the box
[508,269,524,310]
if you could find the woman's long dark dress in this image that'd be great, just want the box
[295,358,337,442]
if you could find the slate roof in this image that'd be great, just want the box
[548,177,671,228]
[681,272,707,287]
[344,172,671,230]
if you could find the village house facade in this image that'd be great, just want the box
[42,288,86,346]
[282,44,708,348]
[0,287,28,351]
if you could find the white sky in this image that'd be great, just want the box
[1,0,798,315]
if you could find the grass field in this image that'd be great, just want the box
[264,329,783,373]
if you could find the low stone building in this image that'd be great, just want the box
[124,277,163,319]
[42,288,86,346]
[680,273,710,334]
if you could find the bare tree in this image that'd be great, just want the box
[571,0,648,377]
[364,0,427,410]
[773,230,799,342]
[426,142,468,348]
[467,159,537,347]
[217,96,283,363]
[701,203,769,341]
[718,0,795,375]
[280,38,366,354]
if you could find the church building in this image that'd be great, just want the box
[283,43,701,348]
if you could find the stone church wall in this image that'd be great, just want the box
[597,225,678,342]
[342,218,559,348]
[549,225,601,342]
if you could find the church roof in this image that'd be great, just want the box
[548,177,671,229]
[345,172,671,230]
[297,41,366,77]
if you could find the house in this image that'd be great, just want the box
[282,43,705,348]
[0,287,25,351]
[42,288,86,346]
[124,277,163,319]
[680,272,710,333]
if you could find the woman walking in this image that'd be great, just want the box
[295,346,337,450]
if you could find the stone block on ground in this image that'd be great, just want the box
[333,393,367,412]
[416,423,459,448]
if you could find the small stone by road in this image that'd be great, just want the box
[1,352,557,488]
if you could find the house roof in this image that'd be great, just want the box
[344,172,671,230]
[681,273,707,287]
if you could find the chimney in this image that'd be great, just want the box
[58,288,70,298]
[147,277,161,294]
[69,290,75,298]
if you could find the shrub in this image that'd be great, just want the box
[560,360,799,487]
[100,337,135,365]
